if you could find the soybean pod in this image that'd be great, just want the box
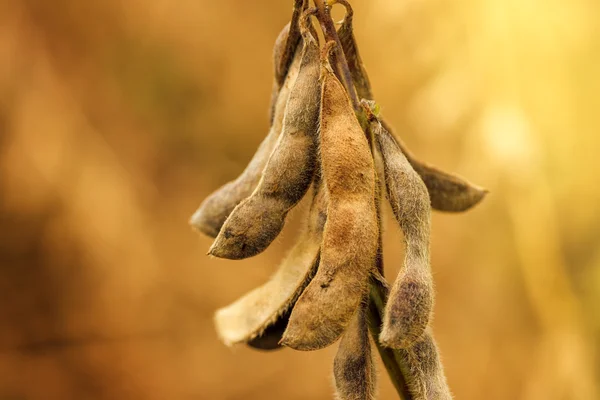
[209,8,322,259]
[282,42,378,351]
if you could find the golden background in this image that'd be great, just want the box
[0,0,598,399]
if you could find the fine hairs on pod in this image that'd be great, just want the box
[398,329,453,400]
[333,300,377,400]
[189,3,306,238]
[333,0,486,214]
[209,6,322,260]
[380,120,488,213]
[282,41,378,351]
[214,180,327,347]
[366,108,434,349]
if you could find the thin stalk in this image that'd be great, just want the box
[367,275,412,400]
[313,0,360,112]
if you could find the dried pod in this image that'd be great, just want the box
[275,0,305,88]
[333,3,486,213]
[333,301,377,400]
[190,20,305,238]
[380,120,487,213]
[282,42,378,351]
[208,11,322,259]
[214,182,327,347]
[398,329,453,400]
[269,0,306,122]
[335,0,372,101]
[246,307,291,351]
[366,109,433,349]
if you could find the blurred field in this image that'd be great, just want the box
[0,0,599,399]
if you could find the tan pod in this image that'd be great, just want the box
[214,182,327,347]
[282,43,378,351]
[189,1,306,238]
[209,13,321,260]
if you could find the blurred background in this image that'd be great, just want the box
[0,0,598,399]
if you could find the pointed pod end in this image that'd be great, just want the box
[213,308,243,347]
[469,185,490,208]
[279,329,330,352]
[207,242,222,258]
[206,230,257,260]
[189,208,220,238]
[379,327,417,349]
[282,303,347,351]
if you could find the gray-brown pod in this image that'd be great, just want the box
[367,110,434,349]
[397,329,453,400]
[334,0,486,213]
[269,0,306,123]
[335,0,372,101]
[380,120,488,213]
[214,181,327,347]
[333,301,377,400]
[281,43,378,351]
[209,11,321,260]
[189,2,306,238]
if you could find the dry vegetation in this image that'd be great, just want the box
[0,0,599,399]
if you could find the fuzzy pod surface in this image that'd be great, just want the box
[397,329,453,400]
[189,31,304,238]
[371,116,434,349]
[214,182,327,347]
[334,6,486,213]
[208,20,322,260]
[333,302,377,400]
[380,120,487,213]
[282,46,378,351]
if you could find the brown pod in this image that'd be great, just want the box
[282,43,378,351]
[333,301,377,400]
[209,11,321,259]
[190,23,305,238]
[275,0,305,88]
[367,110,433,349]
[335,0,373,101]
[333,4,487,213]
[246,306,291,351]
[397,329,453,400]
[380,120,488,213]
[214,181,327,347]
[268,0,306,123]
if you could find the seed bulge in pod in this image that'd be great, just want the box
[333,301,377,400]
[368,111,434,349]
[282,42,378,351]
[189,1,306,238]
[214,182,326,346]
[397,329,453,400]
[209,12,321,260]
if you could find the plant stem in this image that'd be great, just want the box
[313,0,360,112]
[368,273,413,400]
